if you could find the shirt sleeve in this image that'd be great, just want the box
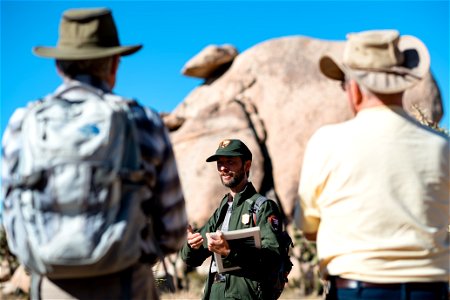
[298,130,326,234]
[130,104,188,255]
[179,207,220,267]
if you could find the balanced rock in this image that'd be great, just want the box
[182,44,238,79]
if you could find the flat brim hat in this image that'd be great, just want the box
[206,139,252,162]
[319,30,430,94]
[33,8,142,60]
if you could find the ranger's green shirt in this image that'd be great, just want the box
[180,183,281,300]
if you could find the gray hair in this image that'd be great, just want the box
[56,57,114,80]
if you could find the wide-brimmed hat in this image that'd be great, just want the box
[33,8,142,60]
[319,30,430,94]
[206,139,252,162]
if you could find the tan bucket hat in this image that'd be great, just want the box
[319,30,430,94]
[33,8,142,60]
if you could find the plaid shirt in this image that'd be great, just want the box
[1,76,187,256]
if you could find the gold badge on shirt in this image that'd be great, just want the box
[241,213,250,225]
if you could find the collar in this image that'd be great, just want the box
[357,105,404,114]
[229,182,257,207]
[356,105,410,119]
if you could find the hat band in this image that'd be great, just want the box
[58,33,120,48]
[58,40,119,49]
[346,64,422,79]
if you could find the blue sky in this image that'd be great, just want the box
[1,1,449,134]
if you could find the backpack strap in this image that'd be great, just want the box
[246,195,268,226]
[247,196,288,230]
[254,196,268,214]
[214,196,232,230]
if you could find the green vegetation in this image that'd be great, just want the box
[411,105,449,136]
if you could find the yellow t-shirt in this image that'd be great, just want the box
[298,106,449,283]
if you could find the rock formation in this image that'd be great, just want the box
[181,44,238,80]
[168,36,443,226]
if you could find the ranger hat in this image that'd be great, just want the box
[33,8,142,60]
[319,29,430,94]
[206,139,252,162]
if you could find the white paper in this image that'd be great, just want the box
[213,226,261,273]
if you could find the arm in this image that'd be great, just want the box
[180,209,223,267]
[132,105,188,255]
[180,224,211,267]
[298,131,327,241]
[180,199,228,267]
[303,232,317,241]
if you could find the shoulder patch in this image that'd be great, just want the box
[268,215,280,231]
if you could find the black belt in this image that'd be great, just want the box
[334,277,448,290]
[212,273,226,283]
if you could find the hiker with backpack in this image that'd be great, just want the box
[1,7,187,299]
[180,139,292,300]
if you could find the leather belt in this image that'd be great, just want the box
[335,277,399,289]
[213,273,226,283]
[334,277,448,290]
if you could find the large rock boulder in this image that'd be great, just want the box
[181,44,239,79]
[169,36,443,226]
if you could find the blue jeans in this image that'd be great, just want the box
[326,277,449,300]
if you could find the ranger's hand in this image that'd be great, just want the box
[206,230,230,256]
[187,224,203,249]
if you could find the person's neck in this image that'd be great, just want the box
[65,75,112,93]
[229,179,248,198]
[357,93,403,112]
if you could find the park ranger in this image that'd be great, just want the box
[181,139,282,300]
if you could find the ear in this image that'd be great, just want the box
[244,160,252,173]
[107,55,120,89]
[111,55,120,75]
[348,79,364,112]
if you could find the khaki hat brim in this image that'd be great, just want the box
[32,44,142,60]
[319,56,346,81]
[319,35,430,94]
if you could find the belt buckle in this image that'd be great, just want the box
[214,273,226,283]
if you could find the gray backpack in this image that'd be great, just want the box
[2,83,155,278]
